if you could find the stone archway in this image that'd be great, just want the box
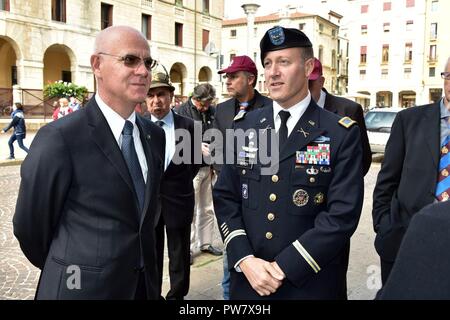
[169,62,187,98]
[399,90,416,108]
[43,44,76,86]
[0,37,20,88]
[198,66,212,83]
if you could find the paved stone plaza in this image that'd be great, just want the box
[0,162,382,300]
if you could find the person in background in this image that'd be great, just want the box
[372,56,450,284]
[308,58,371,176]
[69,96,81,112]
[213,55,272,300]
[177,83,223,264]
[1,102,29,160]
[52,97,73,120]
[145,69,199,300]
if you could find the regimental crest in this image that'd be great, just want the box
[268,26,285,46]
[338,117,356,129]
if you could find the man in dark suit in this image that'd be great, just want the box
[145,69,199,300]
[12,26,165,300]
[373,56,450,284]
[212,55,272,299]
[213,26,364,299]
[378,201,450,299]
[308,58,371,175]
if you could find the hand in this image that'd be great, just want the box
[239,257,284,296]
[201,142,210,157]
[0,130,5,134]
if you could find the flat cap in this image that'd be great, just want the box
[260,26,312,66]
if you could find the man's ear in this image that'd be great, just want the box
[91,54,101,78]
[304,58,314,78]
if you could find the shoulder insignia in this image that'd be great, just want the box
[338,117,356,129]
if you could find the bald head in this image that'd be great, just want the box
[91,25,153,118]
[94,25,149,54]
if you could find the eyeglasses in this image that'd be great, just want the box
[442,72,450,80]
[97,52,158,71]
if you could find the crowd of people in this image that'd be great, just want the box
[9,24,450,300]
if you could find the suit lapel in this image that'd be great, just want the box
[423,102,441,168]
[279,101,326,163]
[86,100,136,198]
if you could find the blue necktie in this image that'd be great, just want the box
[121,120,146,212]
[436,135,450,201]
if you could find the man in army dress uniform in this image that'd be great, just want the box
[212,26,364,299]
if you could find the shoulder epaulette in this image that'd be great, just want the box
[338,116,356,129]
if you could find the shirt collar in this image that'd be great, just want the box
[316,89,327,108]
[273,92,311,122]
[95,93,137,144]
[440,98,450,119]
[150,109,174,127]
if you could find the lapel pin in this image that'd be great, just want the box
[298,128,309,138]
[260,117,267,123]
[146,134,151,140]
[308,120,315,126]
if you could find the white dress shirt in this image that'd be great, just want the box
[316,89,326,109]
[272,92,312,137]
[151,110,175,172]
[95,94,148,183]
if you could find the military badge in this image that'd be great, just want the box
[293,189,309,207]
[268,26,285,45]
[320,166,331,173]
[314,192,325,205]
[338,117,356,129]
[313,136,331,143]
[242,183,248,199]
[306,166,319,175]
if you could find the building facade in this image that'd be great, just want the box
[0,0,223,116]
[346,0,448,108]
[221,6,343,98]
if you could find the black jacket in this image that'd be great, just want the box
[212,90,272,172]
[323,89,371,175]
[3,109,26,136]
[13,97,165,299]
[372,102,440,263]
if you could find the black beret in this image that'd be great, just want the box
[260,26,313,66]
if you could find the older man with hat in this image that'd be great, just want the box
[213,26,364,299]
[308,58,371,175]
[212,55,272,299]
[145,69,199,300]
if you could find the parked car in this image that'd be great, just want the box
[365,107,402,153]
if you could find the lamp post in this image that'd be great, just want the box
[241,3,260,56]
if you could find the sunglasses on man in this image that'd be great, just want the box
[98,52,158,71]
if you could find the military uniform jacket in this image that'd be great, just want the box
[213,101,364,299]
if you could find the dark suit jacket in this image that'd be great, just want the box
[13,97,166,299]
[159,111,200,228]
[378,201,450,299]
[213,101,364,299]
[323,89,372,175]
[212,90,272,172]
[372,102,440,262]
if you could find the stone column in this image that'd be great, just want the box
[241,3,260,57]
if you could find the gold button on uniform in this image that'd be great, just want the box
[269,194,277,202]
[267,213,275,221]
[309,177,316,183]
[266,232,273,240]
[272,175,279,183]
[242,169,246,175]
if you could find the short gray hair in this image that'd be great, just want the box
[192,83,216,101]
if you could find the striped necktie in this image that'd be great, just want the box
[436,135,450,201]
